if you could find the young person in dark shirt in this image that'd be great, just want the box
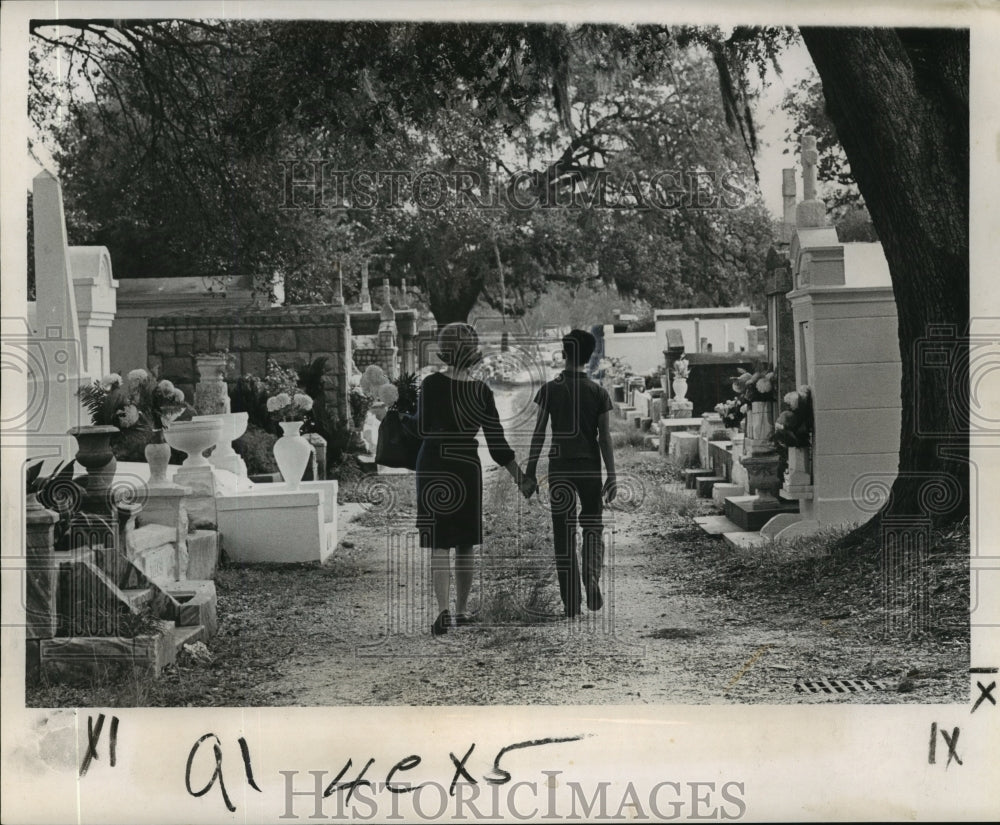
[523,329,617,617]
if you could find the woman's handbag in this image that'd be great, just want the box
[376,410,421,470]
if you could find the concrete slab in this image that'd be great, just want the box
[724,495,799,532]
[694,515,743,536]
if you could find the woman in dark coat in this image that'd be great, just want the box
[411,322,531,635]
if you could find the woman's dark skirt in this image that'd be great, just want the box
[415,439,483,548]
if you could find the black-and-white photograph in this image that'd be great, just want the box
[2,1,997,822]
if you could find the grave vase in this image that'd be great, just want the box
[745,401,775,455]
[69,425,119,512]
[274,421,311,490]
[145,430,171,487]
[672,377,688,401]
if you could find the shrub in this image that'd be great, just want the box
[234,424,278,475]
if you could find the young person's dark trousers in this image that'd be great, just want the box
[547,458,604,615]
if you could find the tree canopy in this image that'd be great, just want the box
[31,20,779,322]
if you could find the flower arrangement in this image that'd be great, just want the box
[714,398,745,429]
[349,387,373,429]
[672,355,690,380]
[730,366,777,405]
[261,358,314,421]
[773,386,814,449]
[265,391,314,421]
[78,368,189,432]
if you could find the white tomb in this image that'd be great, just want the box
[216,481,338,564]
[767,136,901,539]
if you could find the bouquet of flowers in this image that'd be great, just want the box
[730,366,776,405]
[349,387,373,429]
[266,391,314,421]
[672,355,690,380]
[78,368,188,431]
[714,398,745,429]
[773,386,814,449]
[259,359,314,422]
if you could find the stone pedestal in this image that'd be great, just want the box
[136,485,191,581]
[172,465,218,529]
[194,354,230,415]
[698,413,727,468]
[668,399,693,418]
[668,431,700,467]
[782,446,813,496]
[26,500,59,641]
[304,432,327,480]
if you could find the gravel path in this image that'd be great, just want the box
[261,462,966,706]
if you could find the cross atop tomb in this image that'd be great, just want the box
[795,135,827,228]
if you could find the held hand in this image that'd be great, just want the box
[520,475,538,499]
[603,475,617,503]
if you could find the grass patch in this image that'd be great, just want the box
[478,472,561,624]
[650,485,700,523]
[673,518,970,643]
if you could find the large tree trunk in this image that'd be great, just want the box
[800,28,969,535]
[425,268,485,326]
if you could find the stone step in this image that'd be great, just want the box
[723,531,770,551]
[712,483,745,506]
[122,588,153,611]
[682,468,715,489]
[170,623,208,649]
[694,515,743,536]
[724,495,800,532]
[696,475,727,498]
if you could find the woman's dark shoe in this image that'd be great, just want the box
[432,610,450,636]
[454,612,479,627]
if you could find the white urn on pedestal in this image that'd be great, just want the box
[194,412,250,488]
[145,432,172,487]
[273,421,312,490]
[163,419,223,468]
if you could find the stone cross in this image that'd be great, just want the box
[781,168,797,242]
[801,135,818,201]
[796,135,827,228]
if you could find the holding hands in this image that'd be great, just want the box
[602,474,617,504]
[519,473,538,499]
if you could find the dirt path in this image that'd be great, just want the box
[258,460,964,706]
